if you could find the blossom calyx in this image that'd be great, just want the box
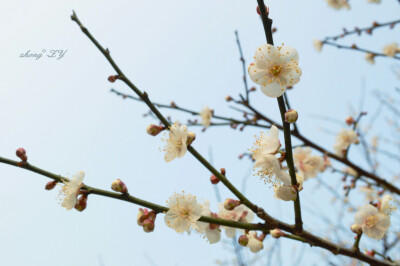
[284,109,298,123]
[146,124,165,136]
[224,199,241,211]
[74,195,88,212]
[186,132,196,146]
[238,235,249,246]
[142,219,155,233]
[111,179,128,194]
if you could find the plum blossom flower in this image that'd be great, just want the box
[251,125,282,183]
[163,123,188,162]
[334,129,359,157]
[248,44,302,98]
[196,200,221,244]
[354,204,390,239]
[365,53,375,65]
[379,194,397,216]
[313,39,323,52]
[59,171,84,210]
[200,106,213,128]
[274,171,304,201]
[293,147,324,179]
[247,231,264,253]
[164,193,202,233]
[218,203,254,238]
[383,42,400,57]
[326,0,350,10]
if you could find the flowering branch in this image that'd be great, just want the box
[256,0,303,231]
[322,41,400,61]
[323,19,400,42]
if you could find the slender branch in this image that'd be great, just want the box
[352,233,362,251]
[323,41,400,61]
[323,19,400,42]
[235,30,251,102]
[256,0,303,231]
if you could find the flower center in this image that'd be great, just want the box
[182,208,190,217]
[270,65,283,76]
[364,215,378,228]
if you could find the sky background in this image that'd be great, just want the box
[0,0,399,265]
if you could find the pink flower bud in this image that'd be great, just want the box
[142,219,155,233]
[365,250,375,257]
[108,75,118,83]
[137,208,148,226]
[16,148,28,162]
[111,179,128,194]
[270,229,285,238]
[74,195,88,212]
[238,235,249,246]
[284,109,298,123]
[220,168,226,176]
[210,175,219,184]
[224,199,241,211]
[186,132,196,146]
[345,116,355,125]
[146,124,164,136]
[45,180,57,190]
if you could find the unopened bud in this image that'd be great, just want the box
[170,101,177,108]
[74,195,88,212]
[208,213,219,230]
[224,199,241,211]
[108,75,118,83]
[365,250,375,257]
[16,148,28,162]
[250,87,256,92]
[187,132,196,145]
[142,219,155,233]
[225,95,233,102]
[45,180,57,190]
[137,208,148,226]
[220,168,226,175]
[210,175,219,184]
[284,109,298,123]
[146,124,164,136]
[238,235,249,246]
[256,5,268,16]
[345,116,355,125]
[351,224,362,234]
[111,179,128,194]
[270,228,285,238]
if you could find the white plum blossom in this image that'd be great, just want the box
[218,203,254,238]
[365,53,375,64]
[334,129,359,157]
[196,200,221,244]
[248,44,302,98]
[354,204,390,240]
[313,39,323,52]
[200,106,213,128]
[383,42,400,57]
[164,193,202,233]
[293,147,324,179]
[163,123,188,162]
[326,0,350,9]
[247,231,264,253]
[59,171,84,210]
[379,194,397,216]
[274,171,304,201]
[251,125,282,183]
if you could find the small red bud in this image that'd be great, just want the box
[45,180,57,190]
[142,219,155,233]
[224,199,241,211]
[108,75,118,83]
[220,168,226,176]
[16,148,27,162]
[210,175,219,184]
[345,116,355,126]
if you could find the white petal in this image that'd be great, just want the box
[254,44,279,68]
[279,46,299,63]
[248,63,269,85]
[260,81,285,98]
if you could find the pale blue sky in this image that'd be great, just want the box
[0,0,399,265]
